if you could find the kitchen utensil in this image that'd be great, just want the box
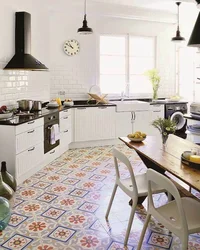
[32,101,42,111]
[87,93,108,104]
[17,100,33,112]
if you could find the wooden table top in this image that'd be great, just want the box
[119,135,200,192]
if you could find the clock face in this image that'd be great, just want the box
[63,39,80,56]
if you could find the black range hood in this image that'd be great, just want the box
[4,12,48,71]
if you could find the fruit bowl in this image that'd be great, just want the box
[0,112,13,120]
[63,101,74,106]
[127,131,146,142]
[127,136,146,142]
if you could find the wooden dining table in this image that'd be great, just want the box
[119,134,200,203]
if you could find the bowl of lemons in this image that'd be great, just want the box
[127,131,146,142]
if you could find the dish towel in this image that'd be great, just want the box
[50,124,60,145]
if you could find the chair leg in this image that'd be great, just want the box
[181,237,188,250]
[105,184,118,220]
[124,201,137,246]
[136,213,151,250]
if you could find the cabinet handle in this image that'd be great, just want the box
[27,121,35,124]
[64,130,68,133]
[50,150,55,154]
[63,117,68,119]
[77,107,86,110]
[28,147,35,152]
[27,129,35,134]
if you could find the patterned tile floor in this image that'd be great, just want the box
[1,145,200,250]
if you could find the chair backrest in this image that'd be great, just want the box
[113,148,138,198]
[147,169,188,234]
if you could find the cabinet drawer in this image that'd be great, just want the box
[16,143,44,178]
[16,126,44,154]
[59,109,71,119]
[44,146,60,165]
[16,118,44,135]
[60,128,72,147]
[60,116,71,132]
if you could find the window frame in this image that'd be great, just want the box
[98,34,157,98]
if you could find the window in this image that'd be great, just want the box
[99,35,156,95]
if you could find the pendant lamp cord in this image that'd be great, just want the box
[176,2,181,32]
[84,0,87,20]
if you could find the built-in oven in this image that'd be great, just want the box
[44,112,59,154]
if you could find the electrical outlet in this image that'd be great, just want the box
[58,91,66,95]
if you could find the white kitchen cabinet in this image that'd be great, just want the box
[133,111,151,133]
[116,110,151,137]
[116,112,132,137]
[16,143,43,179]
[59,110,72,154]
[149,104,165,136]
[0,117,44,184]
[74,107,116,142]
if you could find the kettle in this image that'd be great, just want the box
[32,101,42,111]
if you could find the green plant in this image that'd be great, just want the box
[152,117,177,136]
[144,69,161,99]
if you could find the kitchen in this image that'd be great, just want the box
[0,0,200,249]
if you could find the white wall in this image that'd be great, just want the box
[0,0,183,106]
[0,0,50,106]
[49,2,177,100]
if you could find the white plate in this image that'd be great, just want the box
[127,136,146,142]
[0,112,13,119]
[47,104,59,108]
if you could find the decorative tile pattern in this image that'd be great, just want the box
[41,207,65,220]
[78,202,99,213]
[48,226,76,242]
[2,234,33,250]
[1,145,200,249]
[68,188,89,198]
[9,213,28,227]
[148,232,172,249]
[36,193,58,203]
[62,178,80,185]
[32,181,51,190]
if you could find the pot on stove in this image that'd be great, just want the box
[32,101,42,111]
[17,100,33,112]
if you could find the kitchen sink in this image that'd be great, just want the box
[112,100,150,112]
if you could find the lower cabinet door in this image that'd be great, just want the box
[16,143,44,179]
[60,129,72,154]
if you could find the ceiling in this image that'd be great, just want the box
[91,0,195,13]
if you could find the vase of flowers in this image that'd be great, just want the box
[152,117,177,145]
[144,69,161,100]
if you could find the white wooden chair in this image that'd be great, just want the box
[105,148,168,246]
[137,169,200,250]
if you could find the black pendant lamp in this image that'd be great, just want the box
[77,0,93,35]
[171,2,185,43]
[188,12,200,47]
[196,0,200,9]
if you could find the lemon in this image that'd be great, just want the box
[134,134,140,139]
[141,133,146,138]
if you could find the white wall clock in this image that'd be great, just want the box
[63,39,80,56]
